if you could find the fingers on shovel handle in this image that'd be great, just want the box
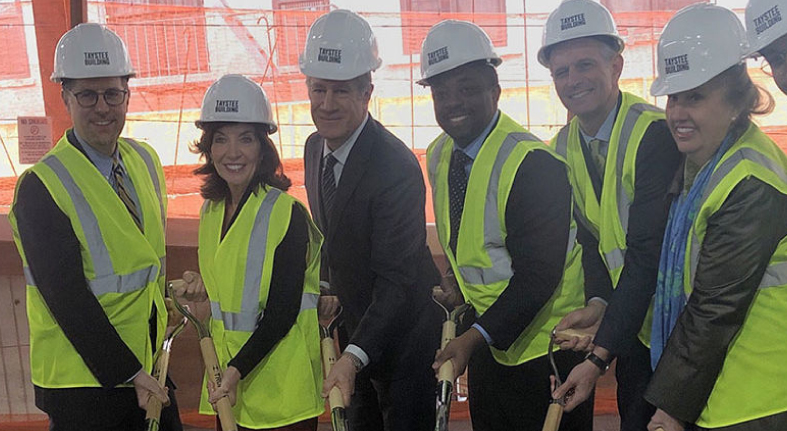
[541,402,564,431]
[328,386,345,410]
[198,338,237,431]
[168,279,187,292]
[554,328,592,341]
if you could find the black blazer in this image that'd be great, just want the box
[304,116,440,380]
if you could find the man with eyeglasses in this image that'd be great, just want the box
[9,23,194,431]
[746,0,787,95]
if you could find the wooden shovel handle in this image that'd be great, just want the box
[437,320,457,382]
[144,349,171,425]
[541,402,563,431]
[320,337,345,410]
[199,337,237,431]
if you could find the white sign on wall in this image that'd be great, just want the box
[18,116,52,165]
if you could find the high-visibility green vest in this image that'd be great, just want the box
[427,112,584,366]
[198,186,324,427]
[683,124,787,428]
[9,132,167,388]
[552,92,664,346]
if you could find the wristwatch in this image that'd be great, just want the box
[585,352,610,375]
[343,352,364,373]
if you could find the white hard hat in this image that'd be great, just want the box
[51,23,134,83]
[418,20,502,85]
[197,74,277,134]
[299,9,382,80]
[651,3,749,96]
[746,0,787,55]
[537,0,624,67]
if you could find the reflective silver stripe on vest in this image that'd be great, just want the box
[566,225,578,256]
[124,138,165,228]
[210,293,320,332]
[554,126,570,158]
[24,258,163,293]
[210,189,320,332]
[689,147,787,287]
[458,132,536,286]
[39,156,158,295]
[615,104,661,236]
[759,261,787,288]
[604,248,625,274]
[23,265,36,287]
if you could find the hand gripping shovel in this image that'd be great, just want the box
[541,328,592,431]
[433,299,472,431]
[320,307,350,431]
[145,309,188,431]
[167,280,238,431]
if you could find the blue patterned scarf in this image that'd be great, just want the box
[651,133,735,370]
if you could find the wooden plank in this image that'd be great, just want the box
[0,346,10,415]
[20,346,39,415]
[0,277,17,349]
[1,346,26,415]
[10,276,28,346]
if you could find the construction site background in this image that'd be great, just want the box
[1,0,785,427]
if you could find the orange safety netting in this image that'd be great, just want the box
[3,1,787,221]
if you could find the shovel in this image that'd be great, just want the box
[320,307,350,431]
[432,296,471,431]
[541,328,593,431]
[167,279,238,431]
[145,308,188,431]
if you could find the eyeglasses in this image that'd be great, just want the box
[66,88,128,108]
[760,50,787,77]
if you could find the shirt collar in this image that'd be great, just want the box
[322,113,369,165]
[579,95,620,144]
[74,128,116,179]
[456,110,500,160]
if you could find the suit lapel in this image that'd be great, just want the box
[327,117,376,243]
[304,134,326,230]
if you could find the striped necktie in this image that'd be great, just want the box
[112,154,142,230]
[321,153,338,222]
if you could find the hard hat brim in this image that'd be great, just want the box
[538,34,624,67]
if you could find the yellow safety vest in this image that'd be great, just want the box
[684,124,787,428]
[552,92,664,346]
[198,186,324,427]
[427,112,584,366]
[9,132,167,388]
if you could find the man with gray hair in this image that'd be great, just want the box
[300,10,441,431]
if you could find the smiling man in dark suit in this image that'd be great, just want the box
[299,9,441,431]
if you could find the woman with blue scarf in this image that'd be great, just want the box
[644,4,787,431]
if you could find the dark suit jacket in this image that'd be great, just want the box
[304,115,440,381]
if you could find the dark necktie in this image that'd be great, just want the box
[448,150,472,253]
[112,155,142,231]
[321,153,339,222]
